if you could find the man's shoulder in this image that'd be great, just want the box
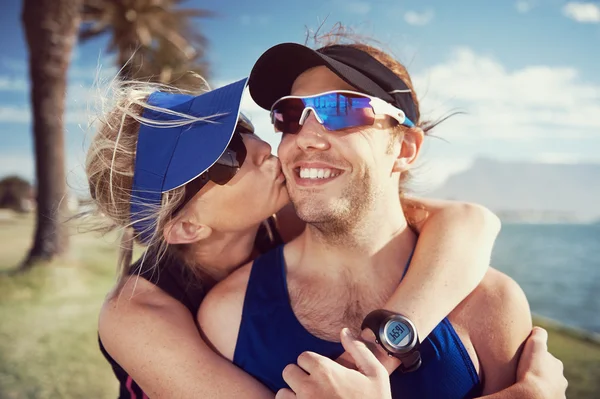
[201,243,288,314]
[196,261,255,360]
[472,268,529,315]
[452,268,532,394]
[199,260,253,316]
[456,268,531,337]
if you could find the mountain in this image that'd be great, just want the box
[429,158,600,223]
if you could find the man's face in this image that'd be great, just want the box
[277,66,403,232]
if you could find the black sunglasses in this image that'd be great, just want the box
[173,118,254,215]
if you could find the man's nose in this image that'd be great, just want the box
[295,112,330,152]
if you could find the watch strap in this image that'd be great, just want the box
[398,349,422,373]
[361,309,395,342]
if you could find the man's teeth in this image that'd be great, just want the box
[299,168,340,179]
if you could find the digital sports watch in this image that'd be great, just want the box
[361,309,422,373]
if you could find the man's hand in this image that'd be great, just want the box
[275,328,392,399]
[516,327,568,399]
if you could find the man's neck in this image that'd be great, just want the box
[291,196,416,282]
[283,196,417,340]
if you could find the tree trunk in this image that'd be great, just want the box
[21,0,82,267]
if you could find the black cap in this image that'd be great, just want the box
[248,43,417,123]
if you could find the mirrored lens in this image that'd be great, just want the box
[271,92,376,134]
[272,98,304,134]
[307,93,375,131]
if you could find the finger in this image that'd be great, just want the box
[527,326,549,354]
[517,326,551,380]
[282,363,309,392]
[297,351,337,374]
[335,350,357,369]
[340,327,385,377]
[275,388,297,399]
[360,326,378,343]
[531,327,549,350]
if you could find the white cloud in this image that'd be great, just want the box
[533,152,594,163]
[515,0,535,14]
[0,152,90,192]
[240,14,271,26]
[1,58,26,72]
[0,76,111,125]
[213,48,600,183]
[0,77,27,92]
[68,63,118,81]
[345,1,371,15]
[0,154,34,181]
[404,9,435,26]
[562,2,600,23]
[412,47,600,141]
[328,0,371,15]
[0,100,94,126]
[409,157,474,193]
[0,106,31,123]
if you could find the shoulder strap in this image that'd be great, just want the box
[242,245,288,315]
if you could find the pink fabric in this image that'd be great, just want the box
[125,376,137,399]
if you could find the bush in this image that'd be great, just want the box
[0,176,34,212]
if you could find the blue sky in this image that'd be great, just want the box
[1,0,599,193]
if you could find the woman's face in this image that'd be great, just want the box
[186,131,289,233]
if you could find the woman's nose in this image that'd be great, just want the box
[243,133,272,165]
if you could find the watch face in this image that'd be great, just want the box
[385,319,412,348]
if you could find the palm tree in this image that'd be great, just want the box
[21,0,83,267]
[79,0,212,87]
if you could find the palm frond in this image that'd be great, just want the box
[79,0,212,86]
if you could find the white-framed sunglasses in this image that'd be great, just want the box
[270,90,415,134]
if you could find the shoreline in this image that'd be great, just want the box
[532,313,600,345]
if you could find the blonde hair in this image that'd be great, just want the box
[85,77,218,293]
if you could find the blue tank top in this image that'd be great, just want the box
[233,245,481,399]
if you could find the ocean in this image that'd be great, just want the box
[492,223,600,334]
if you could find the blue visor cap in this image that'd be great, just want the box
[130,77,248,243]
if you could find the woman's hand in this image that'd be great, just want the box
[517,327,567,398]
[276,328,391,399]
[478,326,568,399]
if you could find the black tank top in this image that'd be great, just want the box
[99,218,283,398]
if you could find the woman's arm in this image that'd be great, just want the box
[391,197,500,337]
[337,197,500,372]
[98,276,273,398]
[482,327,567,399]
[280,327,567,399]
[278,197,499,339]
[277,197,499,335]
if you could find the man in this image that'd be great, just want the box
[198,42,559,398]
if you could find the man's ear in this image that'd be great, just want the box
[392,128,424,173]
[163,216,212,245]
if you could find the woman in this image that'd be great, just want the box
[89,76,565,398]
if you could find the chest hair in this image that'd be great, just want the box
[287,271,399,341]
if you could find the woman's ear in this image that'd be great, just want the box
[164,216,212,245]
[393,128,424,173]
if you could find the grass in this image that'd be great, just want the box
[0,212,599,398]
[0,213,119,399]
